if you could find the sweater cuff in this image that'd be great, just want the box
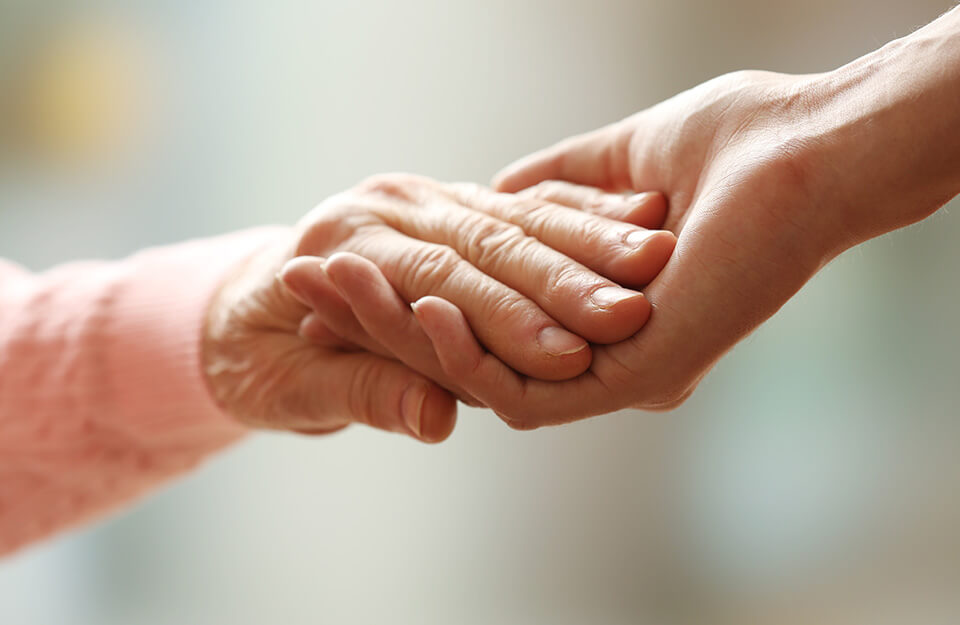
[104,227,288,448]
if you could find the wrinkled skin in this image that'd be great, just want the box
[202,175,675,441]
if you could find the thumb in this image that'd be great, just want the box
[492,119,635,193]
[296,350,458,443]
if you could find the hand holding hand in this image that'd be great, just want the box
[202,174,675,441]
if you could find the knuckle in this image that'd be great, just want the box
[519,197,617,262]
[599,348,644,390]
[582,190,615,212]
[515,198,560,235]
[527,181,610,213]
[579,219,620,258]
[481,286,532,328]
[521,181,559,199]
[297,194,381,256]
[356,173,424,201]
[463,217,528,269]
[447,181,485,203]
[346,358,386,425]
[358,172,401,191]
[296,210,346,256]
[403,244,464,294]
[544,261,592,300]
[526,200,615,264]
[463,189,523,221]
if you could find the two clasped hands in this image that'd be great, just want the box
[203,9,960,442]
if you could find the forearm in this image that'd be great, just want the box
[0,230,275,556]
[809,6,960,242]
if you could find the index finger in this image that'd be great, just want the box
[443,183,675,289]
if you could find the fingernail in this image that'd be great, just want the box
[536,326,587,356]
[590,285,640,309]
[401,386,426,437]
[624,229,656,248]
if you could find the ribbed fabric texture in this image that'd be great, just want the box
[0,228,280,557]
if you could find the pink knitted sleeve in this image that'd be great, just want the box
[0,228,281,557]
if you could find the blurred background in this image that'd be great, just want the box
[1,1,958,623]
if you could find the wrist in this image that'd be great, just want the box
[803,7,960,245]
[202,227,301,420]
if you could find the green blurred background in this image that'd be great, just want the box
[1,1,958,623]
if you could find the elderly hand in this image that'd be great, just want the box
[202,174,675,441]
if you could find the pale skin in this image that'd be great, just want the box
[277,7,960,429]
[203,175,676,442]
